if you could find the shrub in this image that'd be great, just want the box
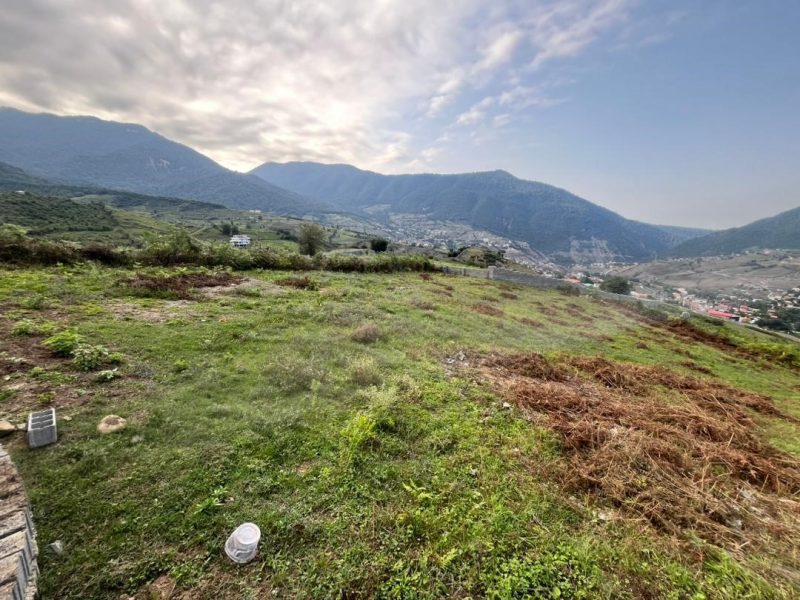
[79,243,131,266]
[352,323,381,343]
[138,230,202,266]
[72,344,111,371]
[0,223,27,244]
[349,356,382,386]
[370,238,389,252]
[43,330,84,357]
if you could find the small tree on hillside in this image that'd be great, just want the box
[298,223,327,256]
[370,238,389,253]
[600,276,632,295]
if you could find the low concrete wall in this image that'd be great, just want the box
[0,445,37,600]
[489,267,574,290]
[442,264,679,314]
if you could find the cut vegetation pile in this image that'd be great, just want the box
[482,353,800,576]
[123,271,243,299]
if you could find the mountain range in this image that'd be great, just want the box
[0,106,797,263]
[251,161,708,263]
[0,107,326,216]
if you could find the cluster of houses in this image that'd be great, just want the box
[670,286,800,328]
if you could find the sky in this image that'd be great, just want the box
[0,0,798,228]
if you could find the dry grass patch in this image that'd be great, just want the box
[478,352,800,574]
[274,275,318,290]
[352,323,381,343]
[349,356,382,386]
[470,303,504,318]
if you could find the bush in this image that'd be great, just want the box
[79,243,131,266]
[138,230,202,266]
[72,344,111,371]
[352,323,381,343]
[43,331,84,357]
[370,238,389,252]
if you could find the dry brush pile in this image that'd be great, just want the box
[480,352,800,574]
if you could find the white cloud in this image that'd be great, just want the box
[0,0,638,171]
[492,113,512,128]
[527,0,634,69]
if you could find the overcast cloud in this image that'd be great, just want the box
[0,0,636,172]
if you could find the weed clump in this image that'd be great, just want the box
[72,344,110,371]
[12,319,55,336]
[349,356,382,386]
[352,323,381,344]
[43,330,84,357]
[275,275,318,290]
[340,413,378,463]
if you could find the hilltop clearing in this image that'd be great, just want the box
[1,265,799,599]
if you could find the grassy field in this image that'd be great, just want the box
[1,265,799,599]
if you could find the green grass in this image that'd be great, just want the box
[1,265,798,599]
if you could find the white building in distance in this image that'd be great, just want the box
[230,234,251,248]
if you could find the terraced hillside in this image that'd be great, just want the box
[1,265,799,599]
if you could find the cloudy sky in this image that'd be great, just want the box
[1,0,798,228]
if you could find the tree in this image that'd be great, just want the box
[370,238,389,252]
[298,223,327,256]
[219,222,240,236]
[600,276,631,295]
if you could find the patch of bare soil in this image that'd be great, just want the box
[0,329,133,420]
[470,303,504,318]
[0,310,144,421]
[518,317,543,328]
[477,352,800,570]
[124,272,244,299]
[204,277,283,298]
[107,299,198,323]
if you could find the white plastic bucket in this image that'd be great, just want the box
[224,522,261,564]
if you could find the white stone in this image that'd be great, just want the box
[97,415,127,434]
